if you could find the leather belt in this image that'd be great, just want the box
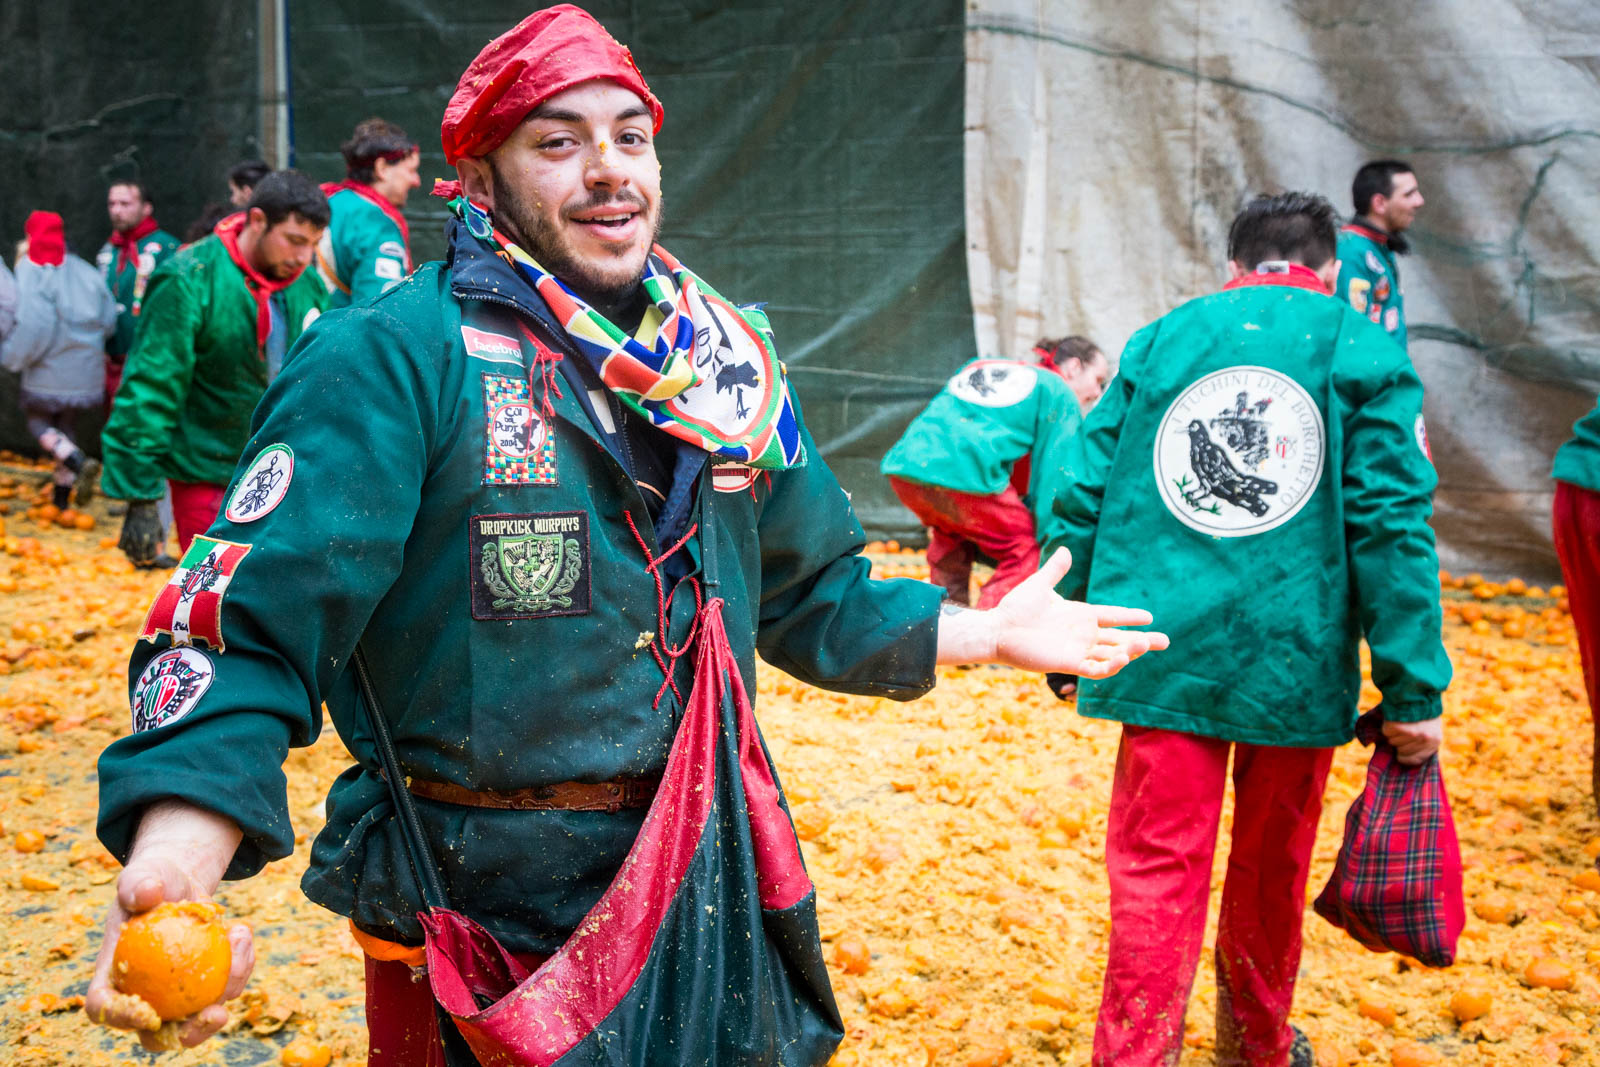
[392,772,660,813]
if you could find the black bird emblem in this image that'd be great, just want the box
[1183,420,1277,517]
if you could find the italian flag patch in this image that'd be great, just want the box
[138,536,252,652]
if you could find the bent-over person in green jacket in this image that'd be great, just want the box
[101,171,329,562]
[84,10,1168,1063]
[1042,193,1451,1067]
[881,337,1108,608]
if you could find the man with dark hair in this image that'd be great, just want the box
[1043,190,1449,1067]
[316,117,420,308]
[1336,160,1424,350]
[882,335,1108,608]
[228,160,272,208]
[97,180,180,399]
[101,171,329,562]
[85,9,1165,1061]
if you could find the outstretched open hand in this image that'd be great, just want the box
[936,548,1169,676]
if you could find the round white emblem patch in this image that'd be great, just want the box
[226,443,294,523]
[1153,366,1326,538]
[1414,413,1431,458]
[948,360,1037,407]
[131,648,215,732]
[489,403,546,459]
[1365,250,1385,273]
[1384,307,1400,333]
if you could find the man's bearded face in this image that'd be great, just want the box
[484,82,663,306]
[107,184,152,234]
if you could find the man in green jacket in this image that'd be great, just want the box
[102,171,329,562]
[1044,192,1450,1067]
[315,117,420,309]
[882,336,1107,607]
[1334,159,1424,352]
[97,180,180,400]
[85,8,1165,1061]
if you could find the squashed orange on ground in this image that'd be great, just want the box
[0,477,1598,1063]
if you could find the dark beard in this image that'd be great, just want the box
[487,159,663,309]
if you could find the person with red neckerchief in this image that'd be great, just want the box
[1334,160,1424,352]
[100,172,329,565]
[97,180,180,402]
[1042,192,1449,1067]
[316,118,421,309]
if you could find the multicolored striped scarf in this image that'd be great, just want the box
[449,196,804,470]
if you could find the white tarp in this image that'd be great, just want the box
[966,0,1600,580]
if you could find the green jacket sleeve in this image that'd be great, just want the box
[1338,331,1452,723]
[1024,385,1084,539]
[1042,325,1156,602]
[96,304,441,877]
[100,267,202,501]
[344,215,407,307]
[754,393,943,698]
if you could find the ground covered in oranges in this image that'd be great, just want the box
[0,464,1596,1065]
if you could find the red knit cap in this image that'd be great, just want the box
[24,211,65,267]
[440,4,664,166]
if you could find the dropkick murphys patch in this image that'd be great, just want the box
[470,512,591,620]
[1154,366,1325,538]
[131,647,215,732]
[483,374,558,486]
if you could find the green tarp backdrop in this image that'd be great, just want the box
[0,0,972,540]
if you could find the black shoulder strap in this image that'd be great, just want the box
[351,646,451,913]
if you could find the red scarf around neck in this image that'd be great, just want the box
[321,180,411,261]
[1342,221,1389,246]
[214,213,296,354]
[110,216,161,273]
[1222,261,1330,294]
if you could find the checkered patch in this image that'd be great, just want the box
[482,374,558,487]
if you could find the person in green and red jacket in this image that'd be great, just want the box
[1043,192,1451,1067]
[1335,160,1424,352]
[97,180,180,402]
[82,9,1169,1061]
[101,172,329,562]
[881,336,1108,608]
[316,118,420,309]
[1552,412,1600,811]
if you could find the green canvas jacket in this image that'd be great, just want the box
[1043,272,1450,747]
[315,187,410,309]
[881,358,1084,536]
[1335,221,1407,351]
[97,227,180,359]
[100,234,328,500]
[97,222,942,953]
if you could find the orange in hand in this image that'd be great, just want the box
[111,901,233,1021]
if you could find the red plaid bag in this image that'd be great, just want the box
[1314,710,1465,967]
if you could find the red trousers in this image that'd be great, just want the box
[887,476,1038,609]
[168,481,225,555]
[1552,480,1600,806]
[1095,725,1333,1067]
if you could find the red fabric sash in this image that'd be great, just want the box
[321,180,411,262]
[1341,221,1389,246]
[110,216,161,273]
[1222,262,1330,294]
[213,212,295,354]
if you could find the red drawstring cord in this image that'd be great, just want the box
[515,321,565,424]
[624,511,703,708]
